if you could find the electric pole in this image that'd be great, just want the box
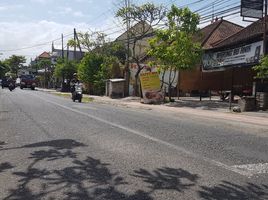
[61,34,64,59]
[74,28,77,60]
[125,0,130,96]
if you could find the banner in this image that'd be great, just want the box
[140,72,164,104]
[129,63,178,96]
[202,41,263,71]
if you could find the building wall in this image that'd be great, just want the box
[179,66,255,94]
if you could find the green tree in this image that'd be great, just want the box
[54,58,78,87]
[116,2,166,96]
[93,56,122,95]
[78,53,104,94]
[148,5,202,101]
[0,60,9,78]
[253,55,268,80]
[68,31,106,52]
[6,55,26,76]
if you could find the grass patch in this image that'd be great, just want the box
[82,96,94,103]
[53,93,71,98]
[52,92,93,103]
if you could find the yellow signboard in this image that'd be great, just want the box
[140,72,163,104]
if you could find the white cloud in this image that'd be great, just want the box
[0,20,89,63]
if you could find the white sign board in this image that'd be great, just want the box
[202,41,263,71]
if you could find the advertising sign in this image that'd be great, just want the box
[202,41,263,71]
[140,72,164,104]
[241,0,263,19]
[129,63,178,96]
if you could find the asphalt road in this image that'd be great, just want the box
[0,88,268,200]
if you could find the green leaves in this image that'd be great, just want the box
[5,55,26,76]
[54,58,77,81]
[116,3,166,25]
[253,56,268,79]
[148,5,202,71]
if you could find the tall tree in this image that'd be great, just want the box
[6,55,26,76]
[116,2,166,96]
[148,5,202,101]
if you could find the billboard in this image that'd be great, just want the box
[241,0,263,19]
[202,41,263,71]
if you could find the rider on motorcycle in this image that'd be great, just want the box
[70,73,79,93]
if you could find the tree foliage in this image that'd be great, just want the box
[116,2,166,96]
[78,53,122,95]
[253,55,268,80]
[0,60,9,78]
[68,31,106,52]
[54,58,78,81]
[148,5,201,69]
[5,55,26,76]
[78,53,104,84]
[148,5,202,100]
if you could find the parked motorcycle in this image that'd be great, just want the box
[71,83,83,103]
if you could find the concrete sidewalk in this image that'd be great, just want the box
[36,88,268,127]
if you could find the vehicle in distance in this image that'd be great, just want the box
[1,76,9,88]
[20,75,37,90]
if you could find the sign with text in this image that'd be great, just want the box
[241,0,263,19]
[140,72,164,104]
[202,41,263,71]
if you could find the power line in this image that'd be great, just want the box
[0,33,73,52]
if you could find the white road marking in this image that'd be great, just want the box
[32,93,264,178]
[72,105,98,110]
[232,163,268,175]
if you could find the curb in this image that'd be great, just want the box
[36,88,268,128]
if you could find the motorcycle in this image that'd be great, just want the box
[71,83,83,103]
[8,82,15,91]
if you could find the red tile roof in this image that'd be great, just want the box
[215,17,268,48]
[200,19,243,49]
[38,51,51,59]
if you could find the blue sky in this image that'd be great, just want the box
[0,0,250,63]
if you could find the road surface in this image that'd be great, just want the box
[0,88,268,199]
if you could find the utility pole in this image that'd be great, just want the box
[264,0,267,55]
[125,0,130,96]
[61,34,64,59]
[74,28,82,59]
[74,28,77,60]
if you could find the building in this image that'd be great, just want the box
[179,19,244,96]
[194,17,268,96]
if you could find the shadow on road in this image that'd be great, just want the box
[132,167,199,193]
[0,162,14,173]
[1,139,268,199]
[2,139,200,200]
[198,181,268,200]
